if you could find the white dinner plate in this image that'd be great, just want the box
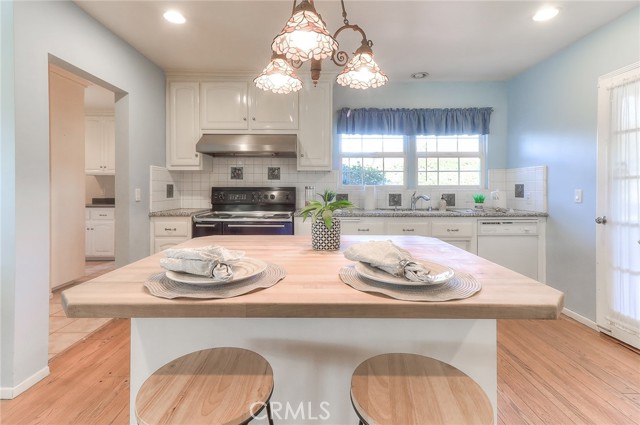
[354,260,454,286]
[165,258,267,286]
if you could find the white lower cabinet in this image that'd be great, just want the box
[85,208,115,259]
[431,219,477,254]
[150,217,192,254]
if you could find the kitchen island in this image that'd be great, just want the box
[63,235,563,425]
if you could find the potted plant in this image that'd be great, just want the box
[301,189,355,250]
[473,194,486,209]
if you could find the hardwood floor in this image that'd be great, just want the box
[2,316,639,424]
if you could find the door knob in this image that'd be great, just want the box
[595,216,607,224]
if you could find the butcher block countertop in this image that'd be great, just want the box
[62,235,564,320]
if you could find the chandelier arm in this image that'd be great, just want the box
[290,59,303,69]
[330,23,369,67]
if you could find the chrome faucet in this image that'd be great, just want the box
[410,192,431,210]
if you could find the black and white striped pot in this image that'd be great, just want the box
[311,219,341,251]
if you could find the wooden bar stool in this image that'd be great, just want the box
[350,353,493,425]
[135,347,275,425]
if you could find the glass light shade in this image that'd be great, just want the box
[336,44,388,89]
[254,55,303,94]
[271,0,338,62]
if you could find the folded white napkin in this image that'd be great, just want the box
[344,240,432,282]
[160,245,245,281]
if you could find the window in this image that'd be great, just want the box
[339,134,484,188]
[417,135,483,186]
[340,134,405,186]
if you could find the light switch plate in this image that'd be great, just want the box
[134,188,141,202]
[166,184,174,199]
[574,189,583,203]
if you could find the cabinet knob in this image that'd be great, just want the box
[243,117,247,121]
[195,153,199,157]
[252,117,256,121]
[300,153,304,157]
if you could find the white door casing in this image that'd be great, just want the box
[596,62,640,349]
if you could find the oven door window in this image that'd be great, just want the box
[223,222,293,235]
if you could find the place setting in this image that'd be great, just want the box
[339,240,482,302]
[144,245,286,299]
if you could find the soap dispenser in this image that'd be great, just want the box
[438,195,447,211]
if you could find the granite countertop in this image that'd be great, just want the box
[149,208,209,218]
[296,208,548,218]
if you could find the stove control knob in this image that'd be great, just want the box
[263,194,268,200]
[270,194,275,200]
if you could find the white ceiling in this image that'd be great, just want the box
[74,1,638,82]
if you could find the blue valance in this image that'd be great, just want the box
[336,107,493,136]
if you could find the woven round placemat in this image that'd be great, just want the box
[144,262,286,299]
[339,266,481,302]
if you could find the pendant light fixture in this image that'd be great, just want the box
[255,0,388,94]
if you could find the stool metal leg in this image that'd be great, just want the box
[266,401,274,425]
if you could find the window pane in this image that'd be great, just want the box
[439,172,459,185]
[460,172,480,186]
[363,157,383,170]
[385,172,404,185]
[458,136,480,152]
[460,158,480,171]
[439,158,458,171]
[362,135,383,153]
[425,172,438,185]
[426,158,438,171]
[416,138,427,152]
[341,136,361,153]
[437,136,457,152]
[383,136,404,152]
[363,167,386,185]
[417,171,427,185]
[384,157,404,171]
[417,158,427,171]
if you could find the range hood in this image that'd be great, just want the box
[195,134,297,157]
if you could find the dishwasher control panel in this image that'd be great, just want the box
[478,220,538,235]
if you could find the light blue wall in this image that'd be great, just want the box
[333,81,509,170]
[2,1,165,396]
[507,8,640,320]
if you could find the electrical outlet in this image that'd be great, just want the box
[442,193,455,207]
[515,184,524,198]
[336,193,348,201]
[166,184,174,199]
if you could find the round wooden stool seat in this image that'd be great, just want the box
[351,353,493,425]
[135,347,274,425]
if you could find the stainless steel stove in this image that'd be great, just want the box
[192,187,296,237]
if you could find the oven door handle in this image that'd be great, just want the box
[227,224,286,228]
[194,223,220,227]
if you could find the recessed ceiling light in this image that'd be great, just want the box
[533,6,559,22]
[163,10,186,24]
[411,72,430,79]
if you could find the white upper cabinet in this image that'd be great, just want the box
[297,80,332,171]
[200,82,298,130]
[85,115,115,174]
[167,82,202,170]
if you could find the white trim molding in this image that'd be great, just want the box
[563,308,598,331]
[0,366,50,399]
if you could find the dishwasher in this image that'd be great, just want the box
[477,219,540,280]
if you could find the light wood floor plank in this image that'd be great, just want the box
[2,315,639,424]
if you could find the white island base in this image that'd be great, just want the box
[130,317,497,425]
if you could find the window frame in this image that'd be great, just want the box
[337,134,487,189]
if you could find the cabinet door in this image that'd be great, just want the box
[250,87,298,129]
[200,82,248,130]
[85,116,103,173]
[91,220,115,257]
[168,82,202,168]
[85,220,93,256]
[103,117,115,173]
[297,81,332,171]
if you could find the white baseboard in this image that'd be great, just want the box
[562,308,598,331]
[0,366,50,399]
